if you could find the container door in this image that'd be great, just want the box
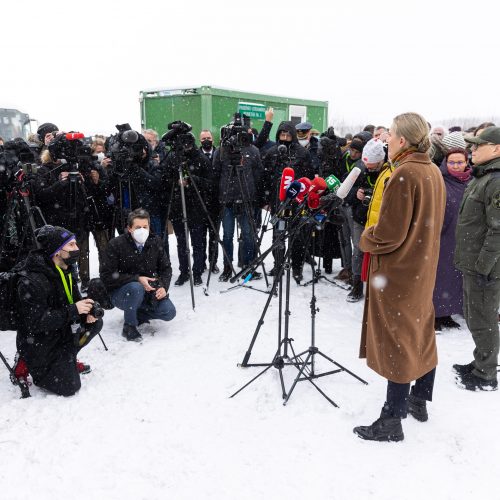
[289,105,307,126]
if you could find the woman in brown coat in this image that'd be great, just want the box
[353,113,446,442]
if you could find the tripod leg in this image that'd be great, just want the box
[278,366,287,399]
[316,351,368,385]
[283,351,312,405]
[229,364,273,398]
[98,333,108,351]
[301,377,339,407]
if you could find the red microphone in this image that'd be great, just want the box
[279,167,295,202]
[65,132,85,140]
[309,176,327,195]
[307,191,321,209]
[295,177,312,203]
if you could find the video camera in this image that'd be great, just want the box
[48,133,95,171]
[161,121,195,153]
[106,124,148,178]
[0,138,39,182]
[220,113,252,164]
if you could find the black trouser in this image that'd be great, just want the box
[172,220,205,276]
[204,203,220,267]
[31,319,103,397]
[272,225,307,271]
[384,368,436,418]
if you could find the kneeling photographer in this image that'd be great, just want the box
[100,208,176,342]
[15,225,103,397]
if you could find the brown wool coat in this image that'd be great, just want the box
[359,152,446,383]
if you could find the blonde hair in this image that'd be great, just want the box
[392,112,431,153]
[40,149,53,165]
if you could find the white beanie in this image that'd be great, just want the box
[362,139,385,165]
[442,131,466,151]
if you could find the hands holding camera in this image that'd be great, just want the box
[75,298,98,324]
[138,276,167,300]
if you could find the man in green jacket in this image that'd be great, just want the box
[454,126,500,391]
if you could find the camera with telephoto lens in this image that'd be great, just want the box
[161,121,196,155]
[362,188,374,207]
[106,124,148,178]
[0,138,40,184]
[220,113,252,164]
[48,133,95,172]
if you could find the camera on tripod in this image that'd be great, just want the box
[1,138,40,182]
[161,121,195,154]
[220,113,252,164]
[106,124,148,178]
[48,132,95,169]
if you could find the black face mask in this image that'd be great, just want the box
[61,250,80,266]
[201,139,213,151]
[278,139,292,147]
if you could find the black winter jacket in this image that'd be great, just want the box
[16,251,82,373]
[261,121,314,210]
[100,232,172,292]
[33,162,91,237]
[346,165,381,226]
[213,144,262,205]
[158,149,213,226]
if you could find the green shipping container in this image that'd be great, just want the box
[139,86,328,145]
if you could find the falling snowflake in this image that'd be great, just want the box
[372,275,388,290]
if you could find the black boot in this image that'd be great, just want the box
[324,259,333,274]
[452,362,474,376]
[346,275,364,302]
[219,265,232,282]
[408,387,428,422]
[122,324,142,342]
[353,407,404,442]
[292,267,303,283]
[174,273,190,286]
[440,316,461,329]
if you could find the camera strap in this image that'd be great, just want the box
[55,265,74,305]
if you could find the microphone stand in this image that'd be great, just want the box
[283,215,368,407]
[229,206,315,400]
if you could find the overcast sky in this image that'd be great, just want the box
[3,0,498,136]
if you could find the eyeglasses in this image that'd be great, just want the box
[471,142,496,150]
[447,160,467,167]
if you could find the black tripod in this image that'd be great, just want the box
[205,156,269,295]
[0,168,46,266]
[176,162,197,310]
[283,223,368,407]
[230,207,314,399]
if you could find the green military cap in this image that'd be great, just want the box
[465,126,500,145]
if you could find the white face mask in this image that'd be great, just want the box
[299,139,309,147]
[132,228,149,245]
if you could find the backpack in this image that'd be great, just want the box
[0,261,26,331]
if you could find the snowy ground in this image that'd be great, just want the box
[0,227,498,500]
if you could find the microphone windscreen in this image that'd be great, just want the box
[295,177,312,203]
[336,167,361,199]
[325,174,341,192]
[309,176,327,195]
[286,180,302,199]
[279,167,295,201]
